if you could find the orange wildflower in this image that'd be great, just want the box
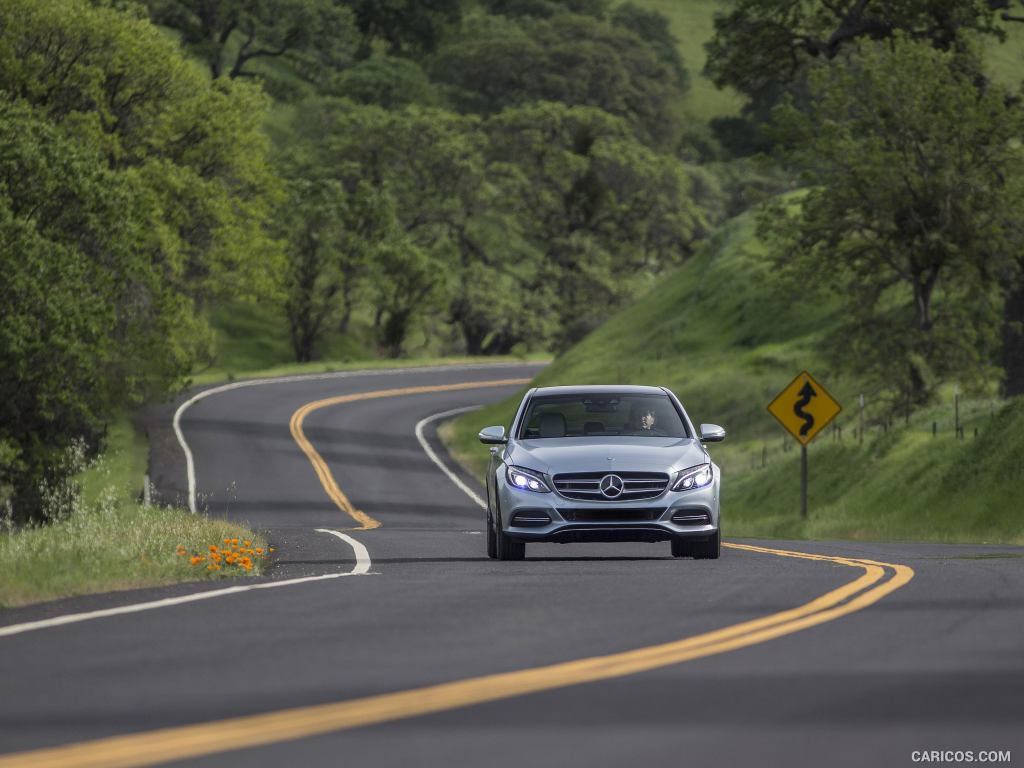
[255,548,264,555]
[175,545,187,556]
[231,538,239,545]
[223,538,231,545]
[243,540,252,547]
[189,556,204,565]
[207,564,221,571]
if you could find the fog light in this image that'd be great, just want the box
[510,511,551,527]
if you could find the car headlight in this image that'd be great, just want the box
[505,465,551,493]
[672,463,713,492]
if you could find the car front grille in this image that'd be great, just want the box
[559,508,665,522]
[553,471,670,501]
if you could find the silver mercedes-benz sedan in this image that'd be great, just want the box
[478,385,724,561]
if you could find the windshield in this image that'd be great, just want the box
[519,393,689,439]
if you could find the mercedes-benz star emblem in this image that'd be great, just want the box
[599,474,624,499]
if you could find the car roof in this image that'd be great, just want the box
[531,385,669,397]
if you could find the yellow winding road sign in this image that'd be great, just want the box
[767,370,842,446]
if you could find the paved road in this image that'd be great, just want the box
[1,362,1022,767]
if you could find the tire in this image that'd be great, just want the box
[670,537,693,558]
[495,513,525,561]
[692,530,721,560]
[486,509,497,559]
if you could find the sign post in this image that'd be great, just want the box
[767,371,842,519]
[800,445,808,518]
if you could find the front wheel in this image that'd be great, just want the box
[671,531,721,559]
[692,531,721,560]
[670,537,693,558]
[486,509,497,559]
[495,514,525,561]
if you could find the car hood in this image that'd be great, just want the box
[507,437,708,476]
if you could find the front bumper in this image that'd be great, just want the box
[496,469,720,544]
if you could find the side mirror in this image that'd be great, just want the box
[700,423,726,443]
[478,425,508,445]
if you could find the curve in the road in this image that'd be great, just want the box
[173,363,538,514]
[414,405,486,508]
[0,546,912,768]
[288,379,532,530]
[0,380,917,768]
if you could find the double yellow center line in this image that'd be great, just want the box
[0,378,914,768]
[288,379,533,530]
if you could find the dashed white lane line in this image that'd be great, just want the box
[0,529,373,639]
[414,405,487,510]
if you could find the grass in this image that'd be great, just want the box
[983,21,1024,87]
[196,300,549,386]
[726,398,1024,544]
[201,301,375,382]
[632,0,745,125]
[0,415,266,608]
[444,206,1024,545]
[191,352,549,387]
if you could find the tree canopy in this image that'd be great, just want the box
[763,38,1024,408]
[0,0,280,520]
[431,11,686,146]
[143,0,358,80]
[705,0,1003,102]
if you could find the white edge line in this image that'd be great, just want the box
[0,529,372,639]
[415,406,487,510]
[1,364,533,639]
[174,362,537,515]
[315,529,372,575]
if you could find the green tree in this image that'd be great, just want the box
[0,101,202,521]
[0,0,282,305]
[0,0,280,520]
[480,0,608,18]
[371,237,451,358]
[280,179,346,362]
[346,0,461,58]
[431,13,685,146]
[291,100,485,355]
[327,57,438,108]
[763,39,1024,410]
[705,0,1002,102]
[610,2,687,87]
[143,0,357,79]
[703,0,1006,156]
[277,173,397,360]
[485,102,708,347]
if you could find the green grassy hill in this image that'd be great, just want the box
[444,208,1022,545]
[202,302,374,380]
[446,208,840,461]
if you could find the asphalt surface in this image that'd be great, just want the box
[1,362,1022,767]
